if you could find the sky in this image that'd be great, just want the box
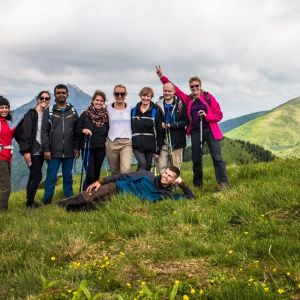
[1,0,300,120]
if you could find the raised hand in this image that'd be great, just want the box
[155,65,163,78]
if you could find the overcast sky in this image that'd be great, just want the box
[1,0,299,120]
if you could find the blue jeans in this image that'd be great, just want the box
[191,128,228,186]
[42,157,74,204]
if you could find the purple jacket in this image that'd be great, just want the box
[160,76,224,139]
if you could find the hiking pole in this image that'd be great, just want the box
[83,135,91,191]
[79,135,88,193]
[166,126,173,167]
[199,114,203,158]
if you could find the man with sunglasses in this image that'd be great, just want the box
[105,84,133,175]
[155,66,228,191]
[41,84,79,204]
[17,91,51,207]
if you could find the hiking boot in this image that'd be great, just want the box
[219,182,228,191]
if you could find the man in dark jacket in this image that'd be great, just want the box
[58,166,194,209]
[41,84,79,204]
[156,82,188,174]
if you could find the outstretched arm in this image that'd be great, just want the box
[155,65,189,105]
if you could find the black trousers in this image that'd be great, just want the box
[133,149,154,171]
[0,160,11,210]
[191,128,228,186]
[82,147,106,190]
[26,155,44,205]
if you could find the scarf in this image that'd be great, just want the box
[87,105,109,128]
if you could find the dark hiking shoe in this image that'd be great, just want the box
[26,202,40,208]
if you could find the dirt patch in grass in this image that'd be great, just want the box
[122,259,210,283]
[266,205,300,219]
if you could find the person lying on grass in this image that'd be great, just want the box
[58,166,195,210]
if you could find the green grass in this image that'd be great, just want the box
[1,159,300,299]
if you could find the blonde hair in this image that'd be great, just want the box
[113,84,127,93]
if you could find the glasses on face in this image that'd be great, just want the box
[39,96,50,101]
[114,92,126,97]
[190,84,200,89]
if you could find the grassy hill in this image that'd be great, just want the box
[220,111,267,134]
[225,97,300,158]
[1,159,300,299]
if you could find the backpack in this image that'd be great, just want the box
[131,106,157,120]
[14,109,35,144]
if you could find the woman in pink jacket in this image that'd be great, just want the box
[0,96,15,210]
[156,66,228,190]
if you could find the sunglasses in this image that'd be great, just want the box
[190,84,200,89]
[39,96,50,101]
[114,92,126,97]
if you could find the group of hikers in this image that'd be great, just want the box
[0,66,228,210]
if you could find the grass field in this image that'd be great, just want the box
[0,159,300,299]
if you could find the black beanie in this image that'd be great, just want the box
[0,96,10,108]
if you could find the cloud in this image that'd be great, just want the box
[0,0,299,119]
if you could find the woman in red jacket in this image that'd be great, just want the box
[0,96,14,210]
[156,66,228,190]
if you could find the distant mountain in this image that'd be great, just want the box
[220,111,267,134]
[226,97,300,158]
[12,84,91,124]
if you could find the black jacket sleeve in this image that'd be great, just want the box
[74,111,87,150]
[178,181,195,199]
[155,105,164,154]
[41,108,51,153]
[18,110,35,155]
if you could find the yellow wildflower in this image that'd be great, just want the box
[243,231,249,235]
[51,256,56,261]
[67,289,72,293]
[120,251,125,256]
[272,268,277,272]
[239,268,243,271]
[104,256,109,260]
[264,287,269,292]
[278,288,285,294]
[248,278,254,283]
[286,272,291,276]
[183,295,189,300]
[298,283,300,288]
[190,288,195,294]
[228,250,233,254]
[254,260,259,264]
[141,281,146,286]
[126,283,131,288]
[199,289,204,295]
[175,280,180,285]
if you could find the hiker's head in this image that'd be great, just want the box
[163,82,175,102]
[0,96,12,121]
[189,76,202,97]
[54,84,68,104]
[139,87,154,105]
[113,84,127,104]
[36,91,51,110]
[161,166,180,186]
[92,90,106,109]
